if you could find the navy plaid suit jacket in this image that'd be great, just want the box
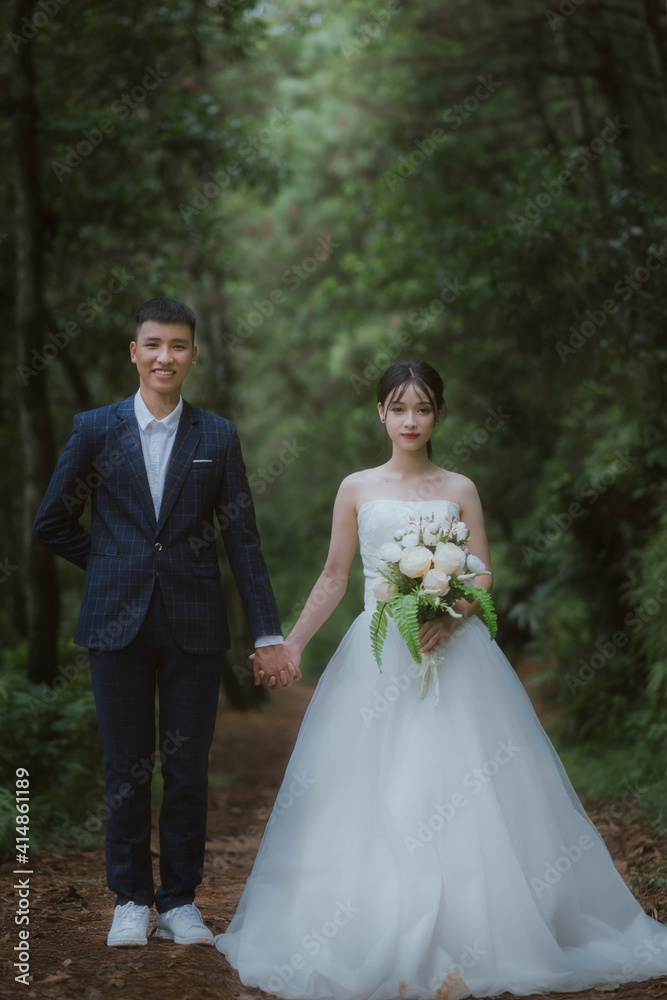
[33,395,282,653]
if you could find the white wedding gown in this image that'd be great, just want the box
[216,499,667,998]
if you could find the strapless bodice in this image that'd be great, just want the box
[357,498,461,610]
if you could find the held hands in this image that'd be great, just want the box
[250,641,302,689]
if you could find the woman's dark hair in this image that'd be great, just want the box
[377,359,445,459]
[134,296,196,343]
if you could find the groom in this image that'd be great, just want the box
[33,296,298,947]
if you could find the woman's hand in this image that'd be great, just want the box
[282,637,302,675]
[251,642,301,688]
[419,599,476,654]
[419,616,458,654]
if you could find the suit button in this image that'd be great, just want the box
[154,542,163,551]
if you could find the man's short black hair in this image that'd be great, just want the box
[134,297,196,342]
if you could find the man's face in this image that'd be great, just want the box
[130,321,197,395]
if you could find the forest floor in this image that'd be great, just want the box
[2,663,667,1000]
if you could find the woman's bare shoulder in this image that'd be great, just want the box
[433,468,480,506]
[337,467,389,510]
[336,469,371,501]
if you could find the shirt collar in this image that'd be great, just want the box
[134,388,183,432]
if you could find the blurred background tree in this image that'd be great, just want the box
[1,0,666,850]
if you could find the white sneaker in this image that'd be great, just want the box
[107,901,150,947]
[155,903,214,945]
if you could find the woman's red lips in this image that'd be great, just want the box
[402,433,419,438]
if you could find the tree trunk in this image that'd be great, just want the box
[58,344,94,411]
[640,0,667,133]
[553,22,607,206]
[10,0,60,683]
[588,9,636,183]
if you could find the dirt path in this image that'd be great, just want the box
[2,679,667,1000]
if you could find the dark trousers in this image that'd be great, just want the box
[89,578,223,912]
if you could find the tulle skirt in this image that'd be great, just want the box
[215,614,667,998]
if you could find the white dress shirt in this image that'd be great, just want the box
[133,389,281,647]
[134,389,182,519]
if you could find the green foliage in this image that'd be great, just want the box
[555,738,667,834]
[370,601,389,670]
[418,591,447,621]
[371,582,497,670]
[457,584,498,641]
[387,592,422,664]
[223,0,666,750]
[2,0,666,786]
[0,647,105,858]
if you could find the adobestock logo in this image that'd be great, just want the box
[8,0,69,52]
[340,0,403,61]
[404,739,522,856]
[509,117,630,233]
[260,900,360,994]
[530,835,596,898]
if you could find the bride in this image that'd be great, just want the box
[215,360,667,998]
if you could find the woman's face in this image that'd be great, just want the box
[378,381,439,452]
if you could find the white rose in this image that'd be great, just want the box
[378,542,402,563]
[454,521,469,543]
[399,546,433,579]
[421,568,451,596]
[434,541,466,575]
[373,578,398,602]
[402,532,420,549]
[466,554,487,575]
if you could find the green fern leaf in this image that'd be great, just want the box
[371,601,389,670]
[388,592,422,663]
[457,584,498,639]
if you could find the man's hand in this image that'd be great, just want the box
[251,642,301,689]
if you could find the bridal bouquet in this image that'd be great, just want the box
[370,513,497,698]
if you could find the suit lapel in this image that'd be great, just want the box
[156,400,200,535]
[114,397,157,529]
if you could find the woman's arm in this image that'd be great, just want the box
[458,476,493,594]
[420,477,493,652]
[281,478,360,672]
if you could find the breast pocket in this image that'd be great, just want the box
[190,561,221,579]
